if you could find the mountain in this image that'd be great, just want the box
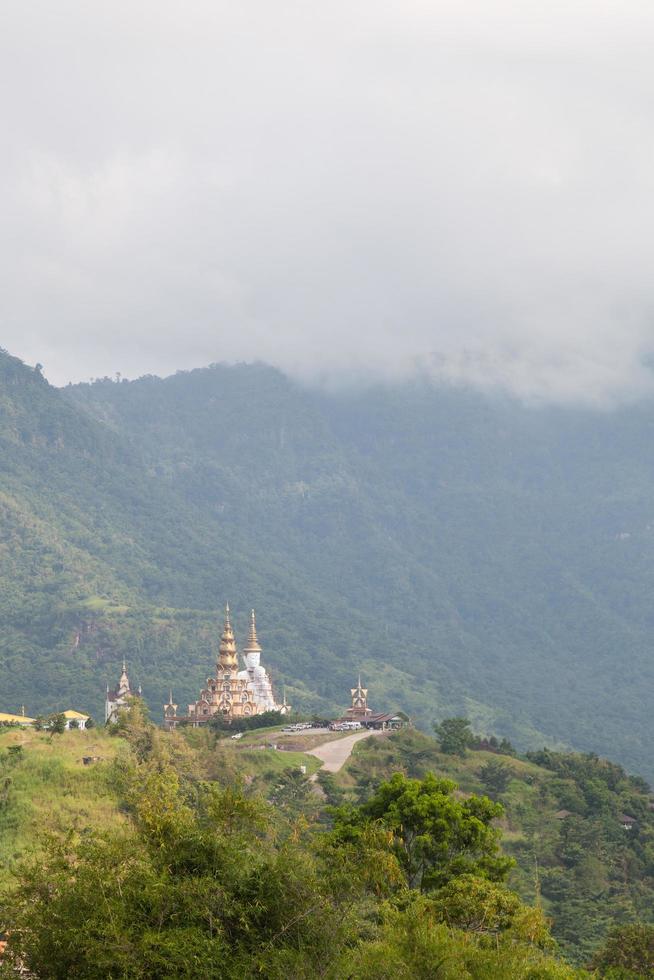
[1,347,654,776]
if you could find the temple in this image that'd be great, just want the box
[105,659,141,724]
[338,674,409,731]
[344,675,373,722]
[163,605,289,729]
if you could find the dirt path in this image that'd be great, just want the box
[308,729,384,774]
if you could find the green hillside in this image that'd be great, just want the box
[0,719,651,972]
[0,719,583,978]
[69,360,654,773]
[340,729,654,965]
[2,347,654,777]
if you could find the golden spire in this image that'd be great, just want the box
[243,608,262,654]
[351,674,368,706]
[218,603,239,669]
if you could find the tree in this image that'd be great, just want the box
[108,699,155,761]
[316,770,346,806]
[209,709,285,735]
[479,758,512,799]
[329,772,513,891]
[48,713,67,735]
[269,766,317,820]
[590,923,654,976]
[1,766,359,979]
[338,893,575,980]
[433,717,473,756]
[430,874,552,946]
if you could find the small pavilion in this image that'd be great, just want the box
[339,676,408,731]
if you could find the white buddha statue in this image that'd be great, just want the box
[237,610,279,712]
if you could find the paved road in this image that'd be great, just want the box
[308,729,384,774]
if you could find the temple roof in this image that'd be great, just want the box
[218,603,239,667]
[243,608,262,654]
[351,674,368,700]
[107,688,134,702]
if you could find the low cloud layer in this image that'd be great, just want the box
[2,1,654,404]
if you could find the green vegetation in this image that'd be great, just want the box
[433,716,474,756]
[0,715,651,973]
[208,709,293,734]
[329,771,512,890]
[478,758,512,798]
[0,727,127,883]
[339,728,654,965]
[5,347,654,969]
[0,720,654,980]
[0,715,584,979]
[589,923,654,977]
[2,347,654,779]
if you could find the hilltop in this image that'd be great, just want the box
[0,720,652,970]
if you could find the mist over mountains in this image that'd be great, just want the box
[5,4,654,406]
[1,346,654,774]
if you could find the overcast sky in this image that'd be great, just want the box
[2,1,654,404]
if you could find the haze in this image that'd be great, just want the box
[2,1,654,404]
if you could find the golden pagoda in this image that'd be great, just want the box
[165,604,265,728]
[217,603,239,670]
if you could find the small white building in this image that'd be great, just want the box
[62,710,90,730]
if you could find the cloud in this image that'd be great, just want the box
[1,0,654,404]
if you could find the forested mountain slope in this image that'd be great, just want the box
[1,347,654,777]
[68,362,654,774]
[0,350,446,728]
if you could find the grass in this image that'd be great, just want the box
[235,727,351,751]
[0,727,128,886]
[78,596,130,614]
[234,747,322,777]
[0,722,328,895]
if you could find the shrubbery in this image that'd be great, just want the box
[0,713,579,979]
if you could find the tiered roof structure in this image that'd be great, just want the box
[163,604,288,729]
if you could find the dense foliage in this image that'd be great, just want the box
[0,716,652,974]
[590,923,654,977]
[329,771,512,890]
[433,716,474,755]
[344,729,654,965]
[0,718,581,979]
